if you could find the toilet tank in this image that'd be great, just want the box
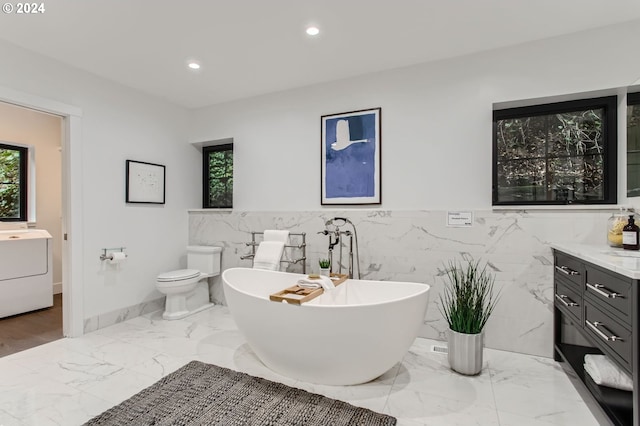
[187,245,222,276]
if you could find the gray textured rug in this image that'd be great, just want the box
[84,360,397,426]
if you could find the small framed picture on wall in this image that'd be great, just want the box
[126,160,166,204]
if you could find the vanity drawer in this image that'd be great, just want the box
[554,251,584,290]
[554,280,582,323]
[584,266,632,323]
[584,301,632,373]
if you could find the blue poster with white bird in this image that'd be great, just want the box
[321,108,381,204]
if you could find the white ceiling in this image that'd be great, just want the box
[1,0,640,109]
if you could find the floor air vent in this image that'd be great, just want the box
[431,345,448,354]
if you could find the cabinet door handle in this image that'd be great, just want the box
[555,294,579,307]
[585,320,624,342]
[586,283,624,299]
[555,265,579,276]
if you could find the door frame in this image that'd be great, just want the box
[0,85,84,337]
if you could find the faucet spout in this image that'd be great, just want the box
[328,233,340,250]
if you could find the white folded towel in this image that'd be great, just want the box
[263,230,290,244]
[252,241,285,271]
[297,280,321,289]
[584,354,633,391]
[297,276,336,291]
[264,230,291,263]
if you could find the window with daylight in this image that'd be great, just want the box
[627,93,640,197]
[203,143,233,208]
[0,143,28,221]
[493,96,617,206]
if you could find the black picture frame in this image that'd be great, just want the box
[321,107,381,205]
[126,160,166,204]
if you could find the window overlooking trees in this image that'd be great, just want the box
[203,143,233,208]
[627,93,640,197]
[0,143,27,221]
[493,96,617,206]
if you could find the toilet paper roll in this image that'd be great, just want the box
[109,252,127,264]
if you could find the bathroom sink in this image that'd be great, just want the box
[602,250,640,258]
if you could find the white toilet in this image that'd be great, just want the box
[156,245,222,320]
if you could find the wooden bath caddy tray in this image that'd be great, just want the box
[269,273,348,305]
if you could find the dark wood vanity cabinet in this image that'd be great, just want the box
[553,249,639,426]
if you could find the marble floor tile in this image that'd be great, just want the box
[384,388,501,425]
[83,340,162,370]
[293,363,400,413]
[0,374,82,418]
[487,348,578,397]
[0,410,25,426]
[394,349,495,409]
[127,353,197,380]
[13,392,113,426]
[80,368,160,405]
[487,350,598,425]
[230,343,301,387]
[497,410,586,426]
[492,381,599,425]
[13,351,124,390]
[181,305,239,331]
[0,305,600,425]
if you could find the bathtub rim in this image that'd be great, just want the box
[222,267,431,308]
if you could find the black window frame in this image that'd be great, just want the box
[203,143,233,209]
[627,92,640,197]
[0,143,28,221]
[492,96,618,206]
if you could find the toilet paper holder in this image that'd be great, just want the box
[100,247,127,261]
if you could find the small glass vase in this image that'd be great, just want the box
[607,211,628,247]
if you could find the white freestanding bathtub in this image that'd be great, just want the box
[0,229,53,318]
[222,267,430,385]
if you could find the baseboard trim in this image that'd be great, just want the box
[83,297,165,334]
[53,282,62,294]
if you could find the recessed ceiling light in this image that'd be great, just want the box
[306,26,320,36]
[187,61,201,70]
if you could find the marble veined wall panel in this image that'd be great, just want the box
[189,209,609,357]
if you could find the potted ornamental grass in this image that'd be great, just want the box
[319,258,331,277]
[438,257,499,375]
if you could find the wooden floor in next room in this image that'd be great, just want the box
[0,293,63,357]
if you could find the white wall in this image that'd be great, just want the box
[0,102,63,287]
[191,20,640,210]
[0,39,199,319]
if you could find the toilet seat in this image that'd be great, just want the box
[157,269,201,283]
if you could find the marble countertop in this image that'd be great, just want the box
[551,242,640,279]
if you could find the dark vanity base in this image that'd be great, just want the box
[553,248,638,426]
[555,342,632,426]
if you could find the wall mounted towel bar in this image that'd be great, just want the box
[241,232,306,273]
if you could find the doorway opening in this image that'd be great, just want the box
[0,101,64,356]
[0,86,84,344]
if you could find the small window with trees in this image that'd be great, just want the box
[493,96,617,206]
[203,143,233,208]
[627,93,640,197]
[0,143,27,221]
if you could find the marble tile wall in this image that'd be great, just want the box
[189,209,610,358]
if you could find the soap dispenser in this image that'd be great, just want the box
[622,214,640,250]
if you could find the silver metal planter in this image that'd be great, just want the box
[448,328,484,375]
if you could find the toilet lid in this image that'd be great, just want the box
[157,269,200,282]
